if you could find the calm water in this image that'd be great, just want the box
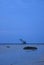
[0,44,44,65]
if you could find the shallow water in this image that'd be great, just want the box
[0,45,44,65]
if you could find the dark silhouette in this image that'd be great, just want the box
[19,39,38,50]
[23,46,37,50]
[19,39,26,44]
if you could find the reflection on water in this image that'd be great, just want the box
[0,44,44,65]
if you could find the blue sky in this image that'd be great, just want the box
[0,0,44,43]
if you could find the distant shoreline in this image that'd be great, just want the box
[0,43,44,45]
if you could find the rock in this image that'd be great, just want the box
[6,46,10,48]
[10,64,13,65]
[23,46,37,50]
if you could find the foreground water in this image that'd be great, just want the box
[0,44,44,65]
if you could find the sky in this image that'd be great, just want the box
[0,0,44,43]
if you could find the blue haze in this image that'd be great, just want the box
[0,0,44,43]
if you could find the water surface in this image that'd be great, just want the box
[0,44,44,65]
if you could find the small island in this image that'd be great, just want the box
[23,46,37,50]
